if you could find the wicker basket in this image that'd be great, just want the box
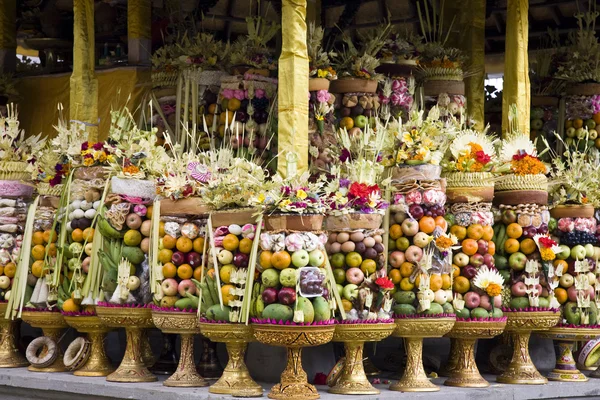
[329,78,378,94]
[550,204,595,219]
[264,213,323,231]
[160,197,211,216]
[212,208,258,227]
[309,78,330,92]
[443,172,495,204]
[493,190,548,206]
[423,80,465,96]
[391,164,442,183]
[565,83,600,96]
[37,182,64,197]
[324,213,383,230]
[151,70,179,88]
[495,174,547,192]
[0,161,31,181]
[110,177,156,199]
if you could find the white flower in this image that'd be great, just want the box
[449,129,496,161]
[473,266,505,292]
[499,134,537,163]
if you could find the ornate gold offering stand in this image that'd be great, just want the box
[389,316,455,392]
[496,310,560,384]
[443,319,507,387]
[538,326,600,382]
[152,309,207,387]
[253,323,335,400]
[96,305,157,382]
[328,322,394,395]
[63,313,114,376]
[199,322,263,397]
[0,303,27,367]
[22,310,68,372]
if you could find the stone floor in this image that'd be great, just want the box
[1,368,600,400]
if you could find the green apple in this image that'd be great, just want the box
[354,115,368,129]
[342,284,359,301]
[508,252,527,271]
[571,245,586,261]
[331,253,345,269]
[291,250,309,267]
[556,244,571,260]
[308,249,325,267]
[395,237,410,251]
[586,119,597,130]
[332,268,346,284]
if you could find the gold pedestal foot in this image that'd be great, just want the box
[209,341,262,397]
[0,319,27,368]
[164,334,207,387]
[141,331,155,368]
[444,338,489,388]
[329,341,379,395]
[497,331,547,385]
[28,327,67,373]
[107,327,156,383]
[389,337,439,392]
[74,331,113,377]
[268,347,319,400]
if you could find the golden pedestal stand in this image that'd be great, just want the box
[496,310,560,385]
[199,322,263,397]
[0,303,27,367]
[253,323,335,400]
[538,326,600,382]
[152,310,207,387]
[63,314,114,376]
[328,323,394,395]
[96,306,157,382]
[21,310,68,372]
[389,317,455,392]
[443,319,507,387]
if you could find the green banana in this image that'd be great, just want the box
[256,296,265,317]
[206,275,219,305]
[200,282,214,308]
[184,292,199,309]
[98,218,125,240]
[496,225,507,256]
[175,297,195,310]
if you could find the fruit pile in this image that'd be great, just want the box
[494,204,552,309]
[157,216,207,310]
[388,184,454,317]
[337,93,380,133]
[530,105,558,146]
[446,203,503,319]
[251,231,333,324]
[0,196,30,302]
[200,222,255,322]
[309,89,337,176]
[564,96,600,149]
[424,92,465,120]
[326,229,391,320]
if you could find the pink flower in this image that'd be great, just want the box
[379,94,390,104]
[390,93,401,106]
[255,89,265,99]
[316,90,330,103]
[392,79,407,93]
[234,89,245,100]
[222,89,234,99]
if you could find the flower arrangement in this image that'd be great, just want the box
[0,104,45,165]
[177,32,230,71]
[307,23,337,80]
[252,171,325,215]
[443,128,496,173]
[80,141,114,167]
[378,77,415,120]
[379,29,421,63]
[496,134,546,176]
[533,234,561,262]
[230,16,280,71]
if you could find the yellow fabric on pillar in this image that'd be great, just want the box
[502,0,529,136]
[128,0,151,40]
[464,0,485,130]
[0,0,16,49]
[71,0,98,140]
[277,0,309,178]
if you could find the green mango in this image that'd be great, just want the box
[392,304,416,316]
[206,305,231,322]
[509,297,530,310]
[471,307,489,319]
[312,296,331,321]
[296,297,314,323]
[262,304,293,322]
[393,291,416,305]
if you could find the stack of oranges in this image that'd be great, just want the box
[30,229,58,279]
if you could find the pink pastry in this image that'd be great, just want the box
[405,191,422,205]
[557,218,575,233]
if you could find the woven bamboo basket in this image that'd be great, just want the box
[495,174,547,192]
[550,204,595,219]
[391,164,442,182]
[37,182,64,197]
[0,161,31,181]
[160,197,211,217]
[443,172,495,203]
[329,78,378,94]
[423,79,465,96]
[309,78,330,92]
[211,208,258,227]
[565,83,600,96]
[324,213,383,230]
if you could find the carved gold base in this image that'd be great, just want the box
[538,327,600,383]
[0,314,27,368]
[64,316,114,377]
[152,311,207,388]
[496,311,560,385]
[253,324,335,400]
[443,320,506,388]
[96,307,157,383]
[328,323,394,395]
[390,317,455,392]
[200,323,262,397]
[22,311,68,373]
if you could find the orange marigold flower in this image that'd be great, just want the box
[486,283,502,297]
[510,156,546,175]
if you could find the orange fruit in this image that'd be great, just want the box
[158,221,165,237]
[219,111,234,125]
[162,235,177,250]
[400,262,414,278]
[482,225,494,241]
[222,234,240,251]
[461,239,478,256]
[506,223,523,239]
[62,298,80,313]
[31,244,46,261]
[488,241,496,255]
[340,117,354,130]
[271,251,291,270]
[573,118,584,129]
[208,103,217,114]
[0,266,4,276]
[434,216,448,232]
[193,237,205,253]
[441,274,451,290]
[450,225,467,241]
[553,259,568,274]
[389,269,401,284]
[146,205,154,220]
[504,238,520,254]
[82,227,95,242]
[193,267,203,281]
[466,224,483,240]
[239,238,253,254]
[5,263,16,278]
[43,230,57,244]
[46,243,57,257]
[399,277,414,291]
[158,249,173,264]
[341,299,353,312]
[221,284,237,306]
[453,276,470,294]
[429,274,443,291]
[389,224,403,240]
[520,238,536,255]
[259,250,273,269]
[32,260,45,278]
[32,231,45,246]
[227,98,241,111]
[71,228,84,243]
[594,112,600,125]
[219,264,237,284]
[177,264,193,280]
[419,216,436,234]
[555,287,568,304]
[565,120,573,129]
[162,262,177,278]
[176,237,193,253]
[452,264,460,278]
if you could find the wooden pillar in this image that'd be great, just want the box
[277,0,309,177]
[70,0,98,140]
[502,0,529,136]
[128,0,151,65]
[463,0,486,130]
[0,0,16,72]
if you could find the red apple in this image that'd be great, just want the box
[469,254,484,268]
[477,240,488,255]
[409,204,424,220]
[401,218,419,237]
[262,287,278,305]
[389,251,406,268]
[483,253,494,267]
[171,251,186,266]
[462,265,478,279]
[233,252,249,268]
[511,282,527,297]
[186,252,202,268]
[278,287,296,305]
[464,291,480,308]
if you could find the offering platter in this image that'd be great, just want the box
[538,326,600,382]
[443,318,507,387]
[253,323,335,400]
[96,305,157,383]
[199,321,263,397]
[63,313,113,376]
[0,303,27,367]
[152,309,207,387]
[389,316,455,392]
[496,310,560,384]
[328,322,395,395]
[21,310,68,372]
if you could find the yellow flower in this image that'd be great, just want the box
[402,132,414,146]
[280,199,291,207]
[296,189,308,200]
[107,155,116,163]
[83,157,94,166]
[317,69,328,78]
[256,193,265,203]
[540,247,556,261]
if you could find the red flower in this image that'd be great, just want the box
[538,237,557,248]
[348,182,370,199]
[81,142,89,151]
[375,277,394,290]
[92,142,104,151]
[474,151,491,165]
